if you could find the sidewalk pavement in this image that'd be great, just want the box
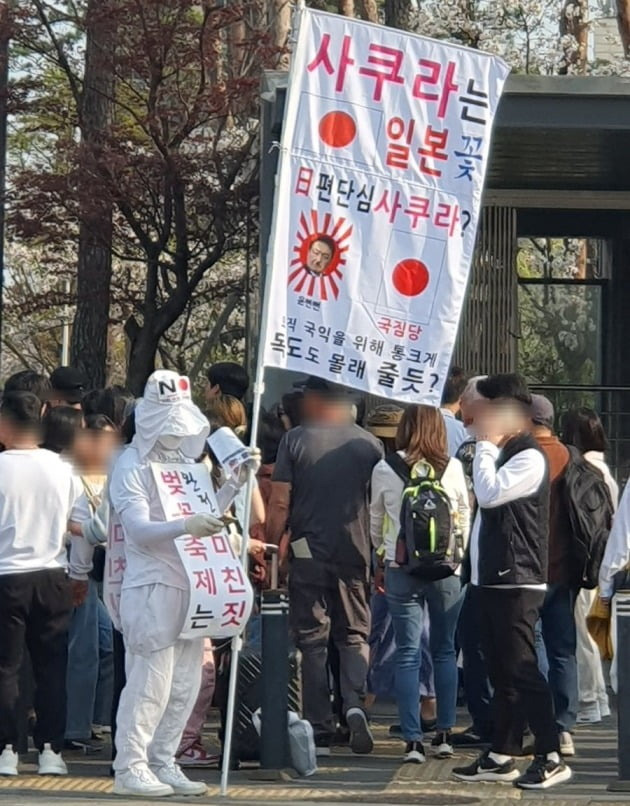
[0,712,624,806]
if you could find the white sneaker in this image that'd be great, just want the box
[38,744,68,776]
[0,745,18,776]
[559,732,575,757]
[577,702,601,724]
[113,766,174,797]
[153,763,207,796]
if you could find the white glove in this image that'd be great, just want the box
[184,513,225,537]
[237,447,262,485]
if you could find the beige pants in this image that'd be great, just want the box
[575,588,608,709]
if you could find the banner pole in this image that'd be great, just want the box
[220,3,306,793]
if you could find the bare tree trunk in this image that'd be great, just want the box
[384,0,414,30]
[271,0,291,69]
[338,0,355,17]
[70,0,115,387]
[0,1,9,378]
[617,0,630,57]
[559,0,588,74]
[357,0,379,23]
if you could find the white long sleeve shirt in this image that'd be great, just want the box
[598,456,626,599]
[370,453,470,563]
[470,440,547,588]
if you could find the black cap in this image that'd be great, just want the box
[49,367,88,404]
[298,375,357,400]
[530,394,555,430]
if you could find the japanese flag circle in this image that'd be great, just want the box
[318,111,357,148]
[392,259,430,297]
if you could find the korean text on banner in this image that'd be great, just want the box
[151,463,254,639]
[262,9,510,404]
[103,514,125,632]
[208,427,251,481]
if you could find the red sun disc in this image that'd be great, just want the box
[178,378,189,390]
[318,111,357,149]
[392,259,430,297]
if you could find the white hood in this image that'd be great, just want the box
[133,370,209,461]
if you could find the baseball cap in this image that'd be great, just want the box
[365,405,404,438]
[530,394,555,430]
[49,367,89,404]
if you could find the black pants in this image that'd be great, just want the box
[289,560,370,739]
[475,586,559,756]
[457,584,493,740]
[0,569,73,753]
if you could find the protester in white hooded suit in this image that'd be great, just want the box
[110,371,253,798]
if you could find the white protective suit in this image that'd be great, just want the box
[111,371,243,777]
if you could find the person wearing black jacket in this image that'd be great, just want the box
[453,374,572,791]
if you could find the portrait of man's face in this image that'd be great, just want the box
[306,239,334,275]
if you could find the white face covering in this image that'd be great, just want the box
[156,435,182,451]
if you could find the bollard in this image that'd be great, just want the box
[260,546,290,771]
[608,590,630,791]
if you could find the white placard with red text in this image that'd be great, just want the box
[262,9,509,404]
[151,463,254,639]
[103,513,125,633]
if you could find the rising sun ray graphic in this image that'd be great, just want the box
[288,211,353,301]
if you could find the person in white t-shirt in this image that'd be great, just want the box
[109,371,254,799]
[0,392,80,778]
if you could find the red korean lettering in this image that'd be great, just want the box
[221,566,247,595]
[359,44,405,101]
[307,33,355,93]
[221,601,247,628]
[385,117,415,170]
[295,166,314,196]
[211,534,231,555]
[434,202,461,237]
[404,195,431,229]
[193,568,217,594]
[183,537,208,561]
[374,189,403,224]
[177,501,195,517]
[418,126,449,177]
[160,470,184,497]
[413,60,458,118]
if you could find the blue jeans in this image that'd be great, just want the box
[94,595,114,726]
[385,566,463,741]
[539,583,578,733]
[66,579,99,739]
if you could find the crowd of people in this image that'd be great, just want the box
[0,360,628,795]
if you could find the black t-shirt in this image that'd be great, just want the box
[272,423,383,572]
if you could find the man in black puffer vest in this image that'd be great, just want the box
[453,374,572,791]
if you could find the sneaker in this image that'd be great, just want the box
[403,741,426,764]
[331,725,350,747]
[0,746,18,776]
[451,726,490,747]
[64,737,104,755]
[453,750,520,783]
[577,702,601,724]
[346,707,374,755]
[315,736,332,757]
[559,731,575,757]
[515,755,573,789]
[38,744,68,776]
[113,766,174,797]
[600,698,612,718]
[176,742,219,768]
[432,731,454,759]
[388,724,404,740]
[153,763,207,795]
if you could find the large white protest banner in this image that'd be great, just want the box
[262,9,509,405]
[151,463,254,640]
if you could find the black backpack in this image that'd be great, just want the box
[386,453,462,581]
[562,446,614,589]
